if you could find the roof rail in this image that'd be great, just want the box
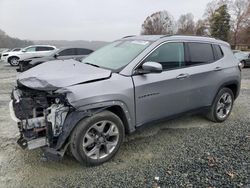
[122,35,136,39]
[160,34,174,38]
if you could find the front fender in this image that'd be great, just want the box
[55,101,135,150]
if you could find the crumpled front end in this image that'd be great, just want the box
[10,85,70,151]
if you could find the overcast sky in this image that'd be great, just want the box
[0,0,211,41]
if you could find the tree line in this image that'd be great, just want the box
[0,29,33,49]
[141,0,250,47]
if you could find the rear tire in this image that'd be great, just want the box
[206,88,234,122]
[70,110,124,166]
[9,56,19,66]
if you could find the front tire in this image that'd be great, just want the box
[9,56,20,66]
[70,111,125,166]
[206,88,234,122]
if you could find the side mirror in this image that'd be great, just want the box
[137,61,163,74]
[54,53,59,58]
[21,49,26,53]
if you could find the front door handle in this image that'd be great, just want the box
[176,73,189,79]
[214,67,222,71]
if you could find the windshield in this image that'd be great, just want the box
[81,40,151,70]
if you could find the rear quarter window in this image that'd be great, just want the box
[187,43,214,66]
[213,44,224,60]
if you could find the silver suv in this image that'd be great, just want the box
[10,35,241,165]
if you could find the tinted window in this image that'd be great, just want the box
[144,42,184,70]
[76,48,93,55]
[187,43,214,66]
[58,49,75,56]
[36,46,54,51]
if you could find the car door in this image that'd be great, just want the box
[132,42,193,126]
[20,46,37,60]
[182,42,224,110]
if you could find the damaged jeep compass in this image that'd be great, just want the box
[10,35,241,165]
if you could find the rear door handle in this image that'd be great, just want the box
[214,67,222,71]
[176,73,189,79]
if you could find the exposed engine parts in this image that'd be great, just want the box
[10,87,70,150]
[47,104,69,137]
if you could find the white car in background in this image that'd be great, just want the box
[1,45,57,66]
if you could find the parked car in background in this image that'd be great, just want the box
[11,48,22,52]
[18,47,93,72]
[10,35,241,165]
[0,48,10,60]
[234,51,250,68]
[232,50,241,54]
[1,45,57,66]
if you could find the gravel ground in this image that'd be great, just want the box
[0,62,249,188]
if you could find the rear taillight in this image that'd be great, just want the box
[238,62,244,71]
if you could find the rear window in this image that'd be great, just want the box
[187,43,214,66]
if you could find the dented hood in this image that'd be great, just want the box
[17,59,112,91]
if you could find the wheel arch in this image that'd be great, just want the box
[7,55,20,63]
[214,80,240,103]
[55,101,135,150]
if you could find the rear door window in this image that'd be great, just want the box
[187,43,214,66]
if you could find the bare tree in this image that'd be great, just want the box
[177,13,195,35]
[230,0,250,45]
[195,19,209,36]
[236,25,250,45]
[141,11,176,35]
[203,0,229,34]
[204,0,229,19]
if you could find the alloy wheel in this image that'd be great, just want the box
[82,120,119,160]
[11,58,19,66]
[216,92,232,119]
